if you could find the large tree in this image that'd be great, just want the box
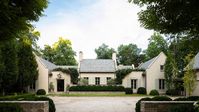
[95,43,115,59]
[42,37,77,65]
[0,0,48,40]
[130,0,199,38]
[144,32,168,59]
[117,43,141,66]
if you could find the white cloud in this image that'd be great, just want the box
[35,0,153,59]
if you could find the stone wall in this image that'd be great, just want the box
[141,101,195,112]
[0,101,49,112]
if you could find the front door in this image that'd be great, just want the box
[57,79,64,92]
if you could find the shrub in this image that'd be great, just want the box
[166,89,179,96]
[0,103,23,112]
[168,104,195,112]
[69,85,125,91]
[151,96,172,101]
[125,88,133,94]
[36,89,46,95]
[149,89,159,96]
[137,87,146,94]
[174,97,189,101]
[187,96,199,101]
[135,97,151,112]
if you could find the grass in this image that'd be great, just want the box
[48,93,148,97]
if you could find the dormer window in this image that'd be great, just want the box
[160,65,164,72]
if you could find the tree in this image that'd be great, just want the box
[0,39,18,95]
[95,43,115,59]
[144,32,168,59]
[117,43,141,66]
[0,0,48,40]
[42,37,77,65]
[183,53,196,96]
[130,0,199,38]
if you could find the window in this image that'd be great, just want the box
[159,79,165,89]
[131,79,137,89]
[107,77,111,82]
[160,65,164,71]
[95,77,100,85]
[84,77,89,81]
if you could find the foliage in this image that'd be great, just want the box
[117,43,142,66]
[107,79,116,86]
[69,85,125,91]
[53,68,79,84]
[0,103,23,112]
[137,87,146,94]
[0,0,48,40]
[130,0,199,38]
[42,37,77,65]
[144,32,168,59]
[95,43,115,59]
[149,89,159,96]
[151,96,172,101]
[166,89,179,96]
[135,97,151,112]
[116,68,144,84]
[36,89,46,95]
[168,104,195,112]
[174,96,199,101]
[125,88,133,94]
[78,78,88,86]
[49,82,54,92]
[183,53,196,96]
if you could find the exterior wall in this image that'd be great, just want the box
[192,71,199,96]
[122,71,144,93]
[35,57,49,94]
[146,52,167,94]
[79,73,115,85]
[49,71,71,93]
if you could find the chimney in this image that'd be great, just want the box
[79,51,83,62]
[112,52,116,62]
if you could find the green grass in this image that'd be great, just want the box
[48,93,148,97]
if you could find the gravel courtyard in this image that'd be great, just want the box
[50,97,144,112]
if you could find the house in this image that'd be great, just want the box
[34,56,72,94]
[78,51,117,85]
[122,52,167,94]
[187,52,199,96]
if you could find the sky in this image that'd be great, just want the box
[34,0,153,59]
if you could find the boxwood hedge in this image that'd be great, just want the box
[69,85,125,91]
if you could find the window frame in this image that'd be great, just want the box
[95,77,100,85]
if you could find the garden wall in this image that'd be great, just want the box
[141,101,195,112]
[0,101,49,112]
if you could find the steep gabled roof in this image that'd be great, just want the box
[38,57,57,70]
[79,59,116,73]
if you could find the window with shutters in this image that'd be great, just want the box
[131,79,137,89]
[159,79,165,89]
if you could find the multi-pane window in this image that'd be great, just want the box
[107,77,111,82]
[159,79,165,89]
[95,77,100,85]
[160,65,164,72]
[131,79,137,89]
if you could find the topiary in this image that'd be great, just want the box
[36,89,46,95]
[34,97,56,112]
[187,96,199,101]
[135,97,151,112]
[125,88,133,94]
[137,87,146,94]
[151,96,172,101]
[0,103,23,112]
[174,97,188,101]
[166,89,179,96]
[149,89,159,96]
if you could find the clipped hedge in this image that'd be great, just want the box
[36,89,46,95]
[0,103,23,112]
[166,89,179,96]
[174,96,199,101]
[137,87,146,94]
[69,85,125,91]
[135,97,151,112]
[0,94,55,112]
[149,89,159,96]
[168,104,195,112]
[125,88,133,94]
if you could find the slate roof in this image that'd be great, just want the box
[138,56,158,70]
[79,59,116,73]
[57,65,78,69]
[189,52,199,70]
[38,57,57,70]
[117,65,133,70]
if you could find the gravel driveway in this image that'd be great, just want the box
[50,97,144,112]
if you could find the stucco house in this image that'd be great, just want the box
[33,56,72,94]
[187,52,199,96]
[122,52,167,94]
[78,51,117,85]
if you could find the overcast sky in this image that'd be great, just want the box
[34,0,153,59]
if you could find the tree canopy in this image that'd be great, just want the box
[42,37,77,65]
[130,0,199,38]
[95,43,115,59]
[0,0,48,40]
